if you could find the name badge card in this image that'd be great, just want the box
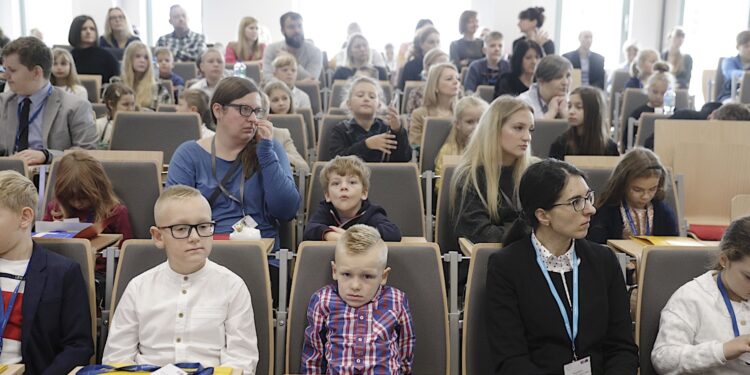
[563,356,592,375]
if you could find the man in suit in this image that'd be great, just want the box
[0,36,96,165]
[0,170,93,374]
[563,31,606,89]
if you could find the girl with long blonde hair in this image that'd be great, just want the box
[225,16,265,63]
[409,62,461,146]
[50,48,88,101]
[121,41,171,109]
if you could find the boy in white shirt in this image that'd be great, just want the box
[272,53,312,109]
[103,185,258,374]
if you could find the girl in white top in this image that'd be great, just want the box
[50,48,88,101]
[96,82,135,148]
[652,216,750,374]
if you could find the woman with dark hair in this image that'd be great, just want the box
[494,39,543,98]
[398,25,440,90]
[653,216,750,374]
[167,76,300,249]
[587,147,678,244]
[486,158,638,374]
[449,10,483,71]
[512,7,555,56]
[69,15,120,83]
[518,54,573,119]
[548,86,619,159]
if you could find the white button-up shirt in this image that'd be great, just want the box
[652,270,750,374]
[103,260,258,374]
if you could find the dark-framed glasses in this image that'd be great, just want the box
[550,191,595,212]
[223,104,266,119]
[158,222,216,239]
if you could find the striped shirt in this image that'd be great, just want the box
[0,258,28,365]
[301,284,415,375]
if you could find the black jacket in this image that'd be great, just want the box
[23,242,94,374]
[547,134,619,160]
[486,236,638,374]
[453,166,518,243]
[587,200,679,244]
[304,199,402,241]
[562,50,606,89]
[494,72,530,99]
[329,118,411,162]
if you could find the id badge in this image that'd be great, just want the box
[563,356,592,375]
[232,215,258,233]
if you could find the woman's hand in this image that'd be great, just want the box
[545,96,568,120]
[723,335,750,360]
[255,119,274,141]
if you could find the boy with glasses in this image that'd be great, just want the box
[103,185,259,374]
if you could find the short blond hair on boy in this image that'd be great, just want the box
[153,46,173,60]
[153,185,205,224]
[272,53,297,70]
[0,171,37,213]
[320,155,371,192]
[336,224,388,265]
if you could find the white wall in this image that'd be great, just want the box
[202,0,293,45]
[628,0,664,51]
[473,0,559,53]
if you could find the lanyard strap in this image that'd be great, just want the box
[0,270,26,352]
[77,363,213,374]
[622,200,651,236]
[210,137,246,216]
[532,236,580,359]
[15,86,53,152]
[717,271,741,337]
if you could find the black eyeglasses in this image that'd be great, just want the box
[223,104,267,119]
[550,191,595,213]
[157,222,216,239]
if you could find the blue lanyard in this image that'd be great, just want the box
[622,200,651,236]
[532,236,580,359]
[0,271,26,352]
[76,362,214,374]
[717,271,741,337]
[14,85,53,152]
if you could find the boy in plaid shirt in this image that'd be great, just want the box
[301,225,415,374]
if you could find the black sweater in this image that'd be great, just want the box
[329,118,411,162]
[547,134,620,160]
[453,166,518,243]
[494,72,530,98]
[304,199,401,241]
[71,47,120,84]
[587,200,679,244]
[486,237,638,375]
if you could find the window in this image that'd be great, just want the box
[559,0,626,70]
[296,0,471,61]
[23,0,73,46]
[148,0,203,44]
[681,0,750,100]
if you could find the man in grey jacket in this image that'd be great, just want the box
[0,36,96,165]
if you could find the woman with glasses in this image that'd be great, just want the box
[587,147,678,244]
[167,76,300,250]
[486,158,638,374]
[99,7,140,56]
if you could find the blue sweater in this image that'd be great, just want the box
[167,139,300,250]
[718,55,749,102]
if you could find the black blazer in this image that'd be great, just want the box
[562,50,606,89]
[587,200,679,244]
[485,237,638,375]
[22,242,93,375]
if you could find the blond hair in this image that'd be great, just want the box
[121,41,158,108]
[272,53,297,70]
[630,48,659,79]
[50,48,82,90]
[102,7,135,46]
[645,61,674,90]
[153,185,205,224]
[263,79,295,114]
[320,155,371,192]
[343,76,385,118]
[422,62,458,111]
[445,96,489,152]
[336,224,388,266]
[233,16,262,61]
[451,96,533,222]
[0,170,38,213]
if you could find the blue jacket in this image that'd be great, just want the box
[718,55,748,102]
[587,200,679,244]
[304,199,402,241]
[463,58,511,93]
[167,139,301,251]
[23,242,94,375]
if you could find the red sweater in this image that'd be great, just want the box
[43,201,133,242]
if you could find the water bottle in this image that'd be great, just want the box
[663,88,676,115]
[233,62,247,78]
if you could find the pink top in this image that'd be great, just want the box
[225,42,266,64]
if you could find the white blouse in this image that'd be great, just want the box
[652,270,750,374]
[103,260,258,374]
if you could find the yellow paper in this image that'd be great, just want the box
[632,236,704,247]
[0,364,7,372]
